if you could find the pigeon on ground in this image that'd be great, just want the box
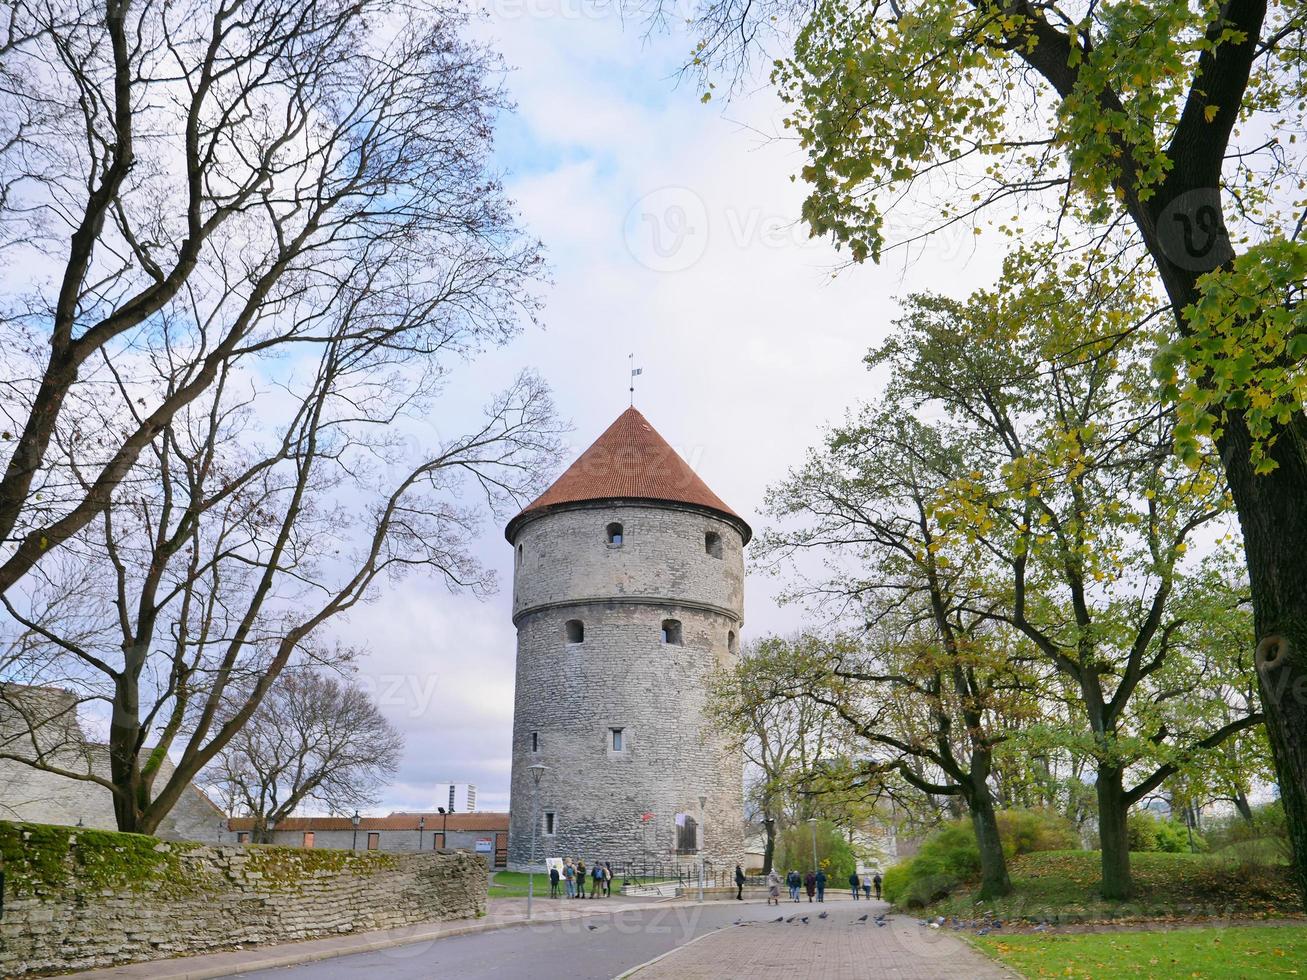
[786,915,798,923]
[586,924,599,931]
[801,916,809,924]
[876,920,887,927]
[733,919,742,926]
[977,927,990,936]
[818,911,829,919]
[857,913,869,922]
[774,916,784,923]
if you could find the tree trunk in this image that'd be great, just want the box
[1096,767,1132,900]
[762,815,777,874]
[1217,411,1307,908]
[967,789,1012,900]
[1234,790,1254,824]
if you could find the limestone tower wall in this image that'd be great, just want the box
[505,409,748,875]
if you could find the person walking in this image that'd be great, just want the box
[849,871,861,899]
[787,869,801,902]
[766,869,781,906]
[564,860,576,899]
[863,876,872,901]
[592,862,604,898]
[549,864,560,898]
[815,868,827,902]
[804,870,816,902]
[873,872,883,901]
[604,862,614,897]
[576,859,587,899]
[734,864,746,901]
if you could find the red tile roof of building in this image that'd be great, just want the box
[506,407,751,542]
[227,811,508,833]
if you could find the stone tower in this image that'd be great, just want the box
[505,407,748,873]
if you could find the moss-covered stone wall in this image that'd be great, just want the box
[0,820,487,976]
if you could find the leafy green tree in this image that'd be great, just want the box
[774,818,859,880]
[873,266,1263,897]
[761,415,1047,898]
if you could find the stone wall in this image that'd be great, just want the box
[0,821,486,976]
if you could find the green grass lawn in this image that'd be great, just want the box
[974,924,1307,978]
[487,871,549,898]
[915,851,1300,923]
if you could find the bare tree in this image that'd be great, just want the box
[0,355,561,833]
[0,0,543,593]
[205,668,403,841]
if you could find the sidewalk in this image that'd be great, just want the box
[62,896,675,980]
[625,911,1019,980]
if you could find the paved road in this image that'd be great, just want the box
[226,901,758,980]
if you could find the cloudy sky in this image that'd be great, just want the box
[332,1,1008,815]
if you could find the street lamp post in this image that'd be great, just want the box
[526,764,549,920]
[437,806,450,849]
[351,809,361,851]
[266,817,276,845]
[808,817,819,875]
[418,815,426,850]
[697,795,707,902]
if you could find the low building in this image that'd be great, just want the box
[227,811,510,866]
[0,684,225,842]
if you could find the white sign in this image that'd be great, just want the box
[474,838,493,853]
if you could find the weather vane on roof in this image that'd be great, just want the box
[629,353,642,407]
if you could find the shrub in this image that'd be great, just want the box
[881,809,1080,908]
[1128,811,1160,852]
[1207,801,1291,867]
[1128,811,1207,853]
[995,809,1081,856]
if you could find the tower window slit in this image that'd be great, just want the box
[705,531,722,558]
[606,522,624,546]
[661,619,683,645]
[565,620,584,644]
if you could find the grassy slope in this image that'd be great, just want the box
[974,924,1307,978]
[914,851,1300,923]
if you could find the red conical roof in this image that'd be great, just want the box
[506,407,750,542]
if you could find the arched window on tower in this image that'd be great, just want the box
[661,619,683,645]
[516,543,523,567]
[565,620,584,644]
[606,522,624,546]
[728,630,738,655]
[705,531,723,559]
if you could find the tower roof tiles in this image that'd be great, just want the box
[506,407,750,542]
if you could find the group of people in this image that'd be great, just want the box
[549,859,615,898]
[849,870,883,901]
[763,868,882,905]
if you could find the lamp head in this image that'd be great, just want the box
[527,763,549,786]
[351,809,361,827]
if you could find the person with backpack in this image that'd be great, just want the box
[873,871,883,901]
[592,862,604,898]
[849,870,861,899]
[564,859,576,899]
[815,867,827,902]
[734,864,746,901]
[549,864,560,898]
[576,859,587,898]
